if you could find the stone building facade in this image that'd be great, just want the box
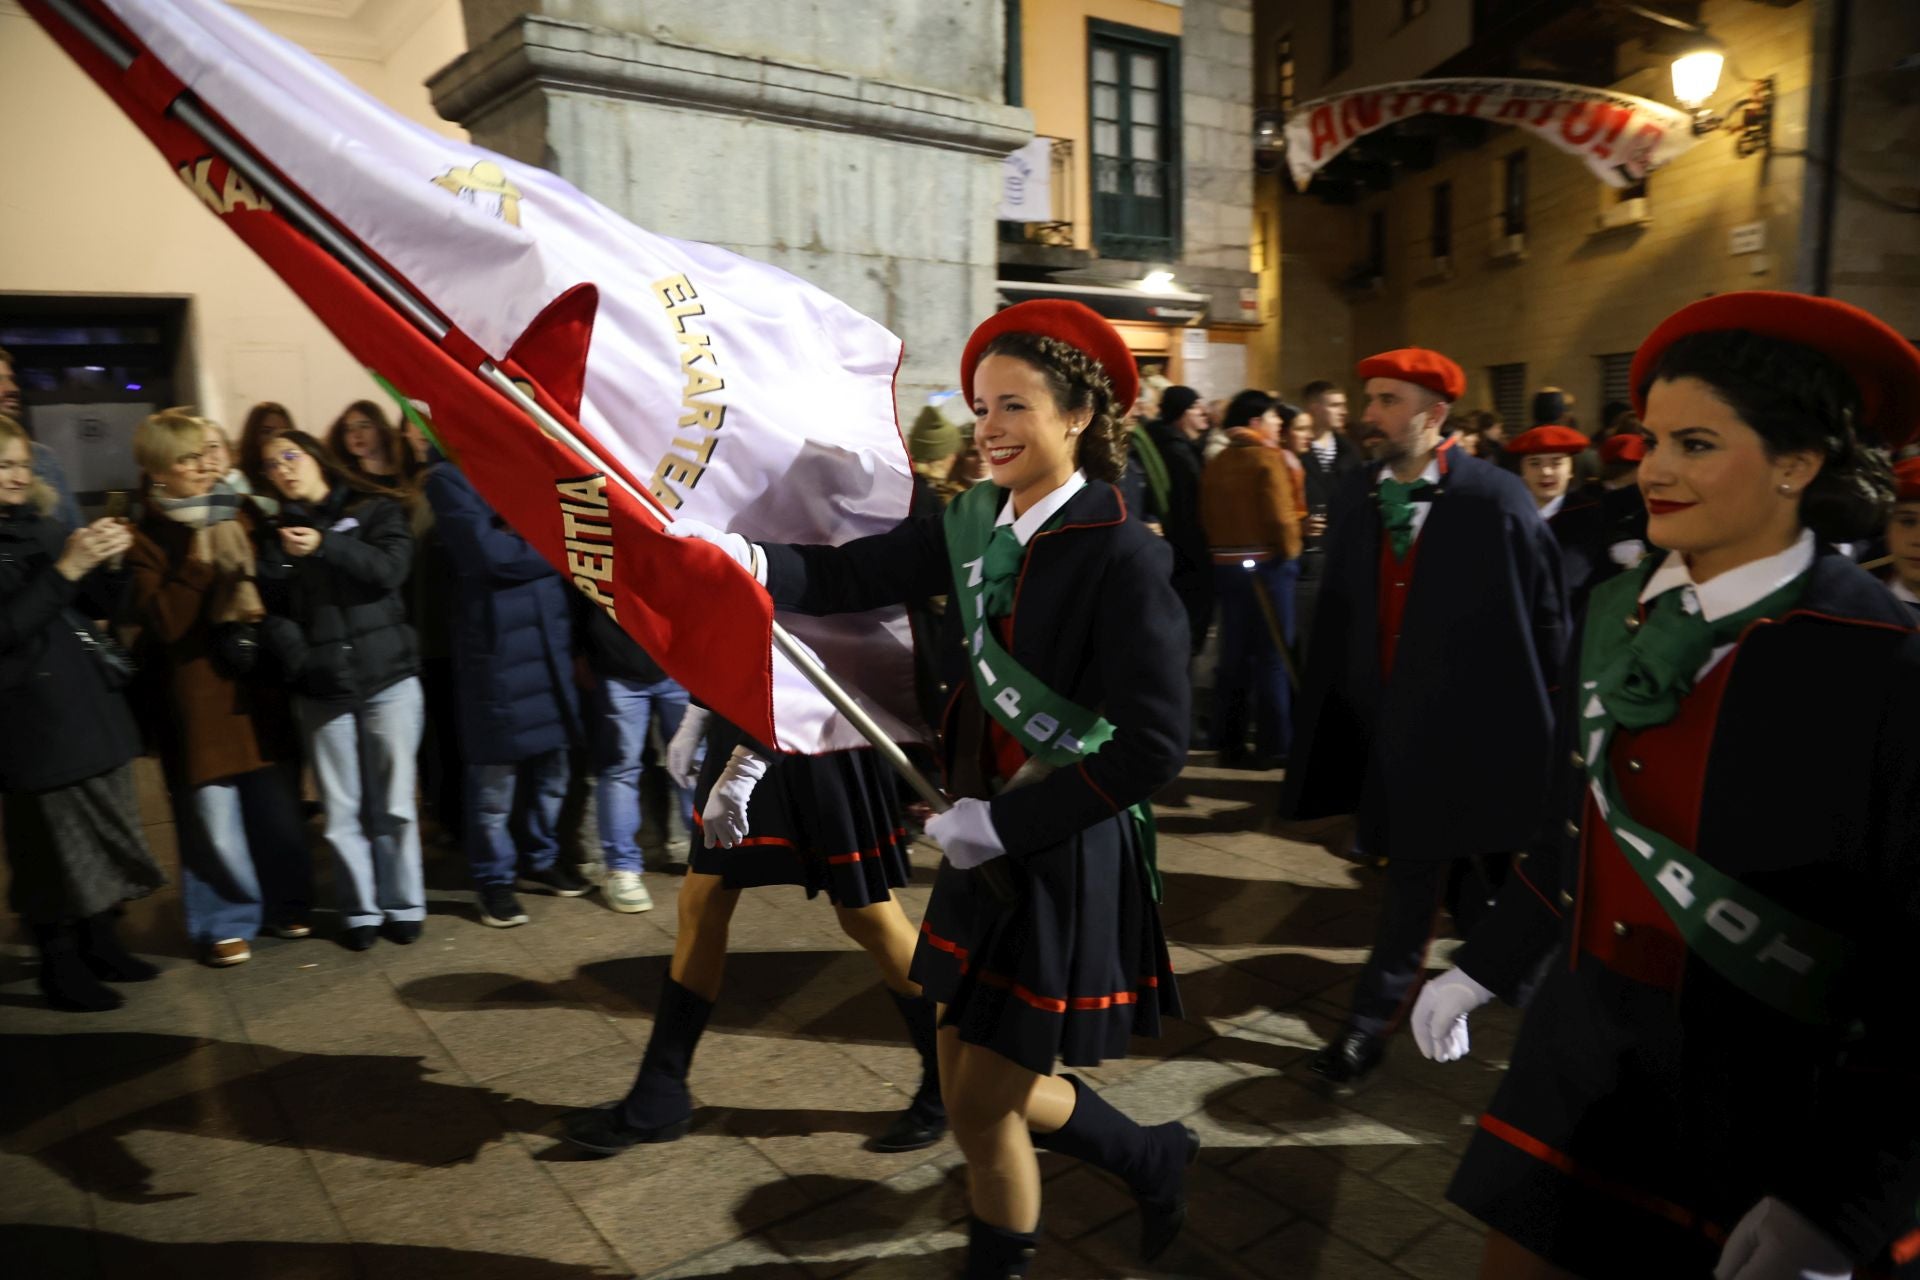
[431,1,1031,410]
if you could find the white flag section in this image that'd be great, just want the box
[108,0,926,753]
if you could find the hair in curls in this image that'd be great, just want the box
[977,331,1127,483]
[1646,329,1894,543]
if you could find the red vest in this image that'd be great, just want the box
[1378,537,1421,679]
[1572,652,1738,990]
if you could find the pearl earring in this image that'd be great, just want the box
[1778,483,1795,494]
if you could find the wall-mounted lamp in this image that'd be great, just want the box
[1667,33,1773,154]
[1140,269,1178,294]
[1670,40,1726,111]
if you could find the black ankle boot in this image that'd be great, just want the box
[963,1216,1038,1279]
[562,975,712,1155]
[868,990,948,1153]
[34,922,124,1013]
[80,910,160,982]
[1032,1074,1199,1262]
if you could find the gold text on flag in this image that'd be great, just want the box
[647,273,727,511]
[177,156,273,217]
[555,474,616,620]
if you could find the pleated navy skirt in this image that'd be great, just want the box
[689,736,911,909]
[911,809,1180,1076]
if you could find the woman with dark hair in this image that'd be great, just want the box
[236,402,296,514]
[126,410,306,968]
[636,301,1192,1278]
[255,429,424,951]
[326,400,420,493]
[1200,389,1304,767]
[1411,292,1920,1280]
[1,416,164,1010]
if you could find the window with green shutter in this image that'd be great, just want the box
[1088,21,1180,262]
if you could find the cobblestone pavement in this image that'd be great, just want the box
[1,755,1517,1278]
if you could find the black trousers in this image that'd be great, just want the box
[1349,853,1508,1036]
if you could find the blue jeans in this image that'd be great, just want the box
[465,749,570,886]
[591,675,695,873]
[177,764,310,945]
[1212,558,1299,760]
[296,677,426,929]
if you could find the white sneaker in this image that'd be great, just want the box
[605,870,654,914]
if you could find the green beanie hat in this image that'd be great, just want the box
[908,404,962,462]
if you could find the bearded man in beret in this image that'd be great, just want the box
[1282,348,1570,1087]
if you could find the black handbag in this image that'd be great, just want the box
[208,620,261,677]
[64,608,137,690]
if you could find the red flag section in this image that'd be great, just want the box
[28,0,779,746]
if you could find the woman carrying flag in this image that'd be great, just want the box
[1408,292,1920,1279]
[662,300,1193,1279]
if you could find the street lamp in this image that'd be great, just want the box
[1670,41,1725,111]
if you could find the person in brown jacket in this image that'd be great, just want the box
[1201,390,1304,768]
[127,409,308,968]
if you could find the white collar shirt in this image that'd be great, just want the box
[996,470,1089,547]
[1637,528,1817,678]
[1376,454,1444,542]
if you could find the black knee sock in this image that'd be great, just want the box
[619,975,712,1128]
[888,990,944,1118]
[1031,1074,1188,1207]
[964,1216,1039,1279]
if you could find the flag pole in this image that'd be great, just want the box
[38,0,952,817]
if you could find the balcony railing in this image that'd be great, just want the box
[1091,154,1177,261]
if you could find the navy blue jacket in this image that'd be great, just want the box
[1549,482,1650,618]
[424,466,580,766]
[1282,448,1569,859]
[1455,552,1920,1263]
[762,481,1189,857]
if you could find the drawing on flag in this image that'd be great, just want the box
[29,0,928,756]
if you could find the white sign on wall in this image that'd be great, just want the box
[997,138,1054,223]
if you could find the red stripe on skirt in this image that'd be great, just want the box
[690,815,906,864]
[1476,1113,1727,1245]
[918,921,1159,1015]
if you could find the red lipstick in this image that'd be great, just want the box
[1646,499,1696,515]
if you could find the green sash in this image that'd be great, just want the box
[1578,563,1854,1023]
[942,482,1161,901]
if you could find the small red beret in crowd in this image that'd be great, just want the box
[1894,456,1920,504]
[1354,348,1467,402]
[1505,425,1591,457]
[962,300,1140,416]
[1599,433,1648,465]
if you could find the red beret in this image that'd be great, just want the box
[1355,348,1466,402]
[1630,291,1920,449]
[961,300,1139,418]
[1599,433,1647,465]
[1505,425,1590,457]
[1894,457,1920,504]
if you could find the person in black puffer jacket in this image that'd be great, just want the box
[254,428,422,953]
[0,416,164,1012]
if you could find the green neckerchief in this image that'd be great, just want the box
[1377,476,1433,558]
[1130,423,1171,519]
[1579,559,1853,1023]
[943,481,1161,900]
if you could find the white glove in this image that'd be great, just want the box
[666,705,711,791]
[666,518,765,584]
[926,798,1008,870]
[701,745,769,849]
[1410,967,1496,1064]
[1608,539,1648,568]
[1714,1197,1853,1280]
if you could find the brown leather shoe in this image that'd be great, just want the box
[206,938,252,968]
[265,920,312,939]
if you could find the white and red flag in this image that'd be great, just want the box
[29,0,926,754]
